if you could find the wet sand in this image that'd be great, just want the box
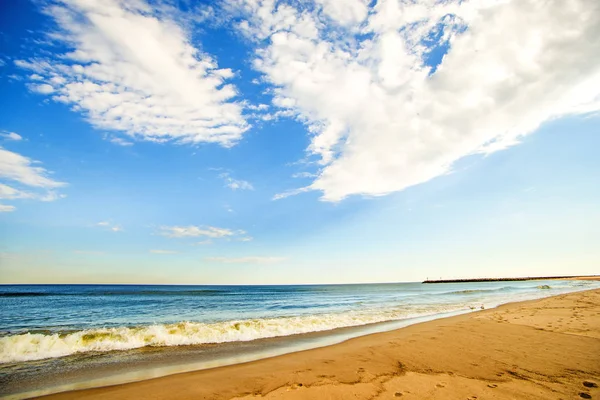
[39,288,600,400]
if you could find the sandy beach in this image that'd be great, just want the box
[37,288,600,400]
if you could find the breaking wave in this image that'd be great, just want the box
[0,307,459,364]
[443,287,515,295]
[444,284,558,296]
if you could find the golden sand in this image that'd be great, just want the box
[39,289,600,400]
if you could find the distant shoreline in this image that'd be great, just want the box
[422,275,600,284]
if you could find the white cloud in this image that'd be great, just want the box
[107,136,133,146]
[29,83,55,94]
[96,221,122,232]
[0,147,66,188]
[273,186,311,200]
[0,184,62,203]
[0,147,66,209]
[160,225,246,239]
[0,132,23,141]
[39,191,67,202]
[229,0,600,201]
[205,256,286,264]
[150,249,178,254]
[16,0,249,147]
[0,204,16,212]
[0,184,34,200]
[314,0,369,26]
[219,172,254,190]
[246,103,269,111]
[292,171,317,179]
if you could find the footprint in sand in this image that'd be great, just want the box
[579,393,591,399]
[436,383,446,388]
[394,392,403,397]
[583,381,598,388]
[487,384,498,388]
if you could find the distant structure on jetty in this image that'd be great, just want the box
[422,275,595,284]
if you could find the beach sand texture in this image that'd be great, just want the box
[39,289,600,400]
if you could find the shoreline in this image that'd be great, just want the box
[33,287,600,400]
[2,309,472,400]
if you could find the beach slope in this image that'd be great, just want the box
[40,289,600,400]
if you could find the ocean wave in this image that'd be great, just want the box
[442,286,515,295]
[442,284,561,296]
[0,307,461,364]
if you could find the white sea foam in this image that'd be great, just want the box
[0,306,460,364]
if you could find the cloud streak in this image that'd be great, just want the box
[0,204,16,212]
[0,146,66,210]
[0,147,66,189]
[0,132,22,141]
[205,256,286,264]
[160,225,246,239]
[96,221,122,232]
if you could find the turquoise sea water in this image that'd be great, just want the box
[0,280,598,398]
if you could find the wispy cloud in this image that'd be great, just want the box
[219,172,254,191]
[0,132,22,141]
[160,225,246,239]
[0,204,16,212]
[0,146,66,210]
[107,136,133,147]
[96,221,122,232]
[0,147,65,188]
[0,183,34,200]
[273,186,311,200]
[73,250,106,255]
[205,256,286,264]
[292,172,317,179]
[16,0,249,147]
[150,249,178,254]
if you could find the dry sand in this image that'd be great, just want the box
[39,289,600,400]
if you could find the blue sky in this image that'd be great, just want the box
[1,0,599,284]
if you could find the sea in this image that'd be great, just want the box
[1,279,598,399]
